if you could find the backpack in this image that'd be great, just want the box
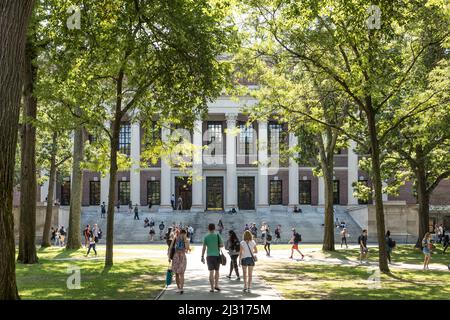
[98,230,102,239]
[294,233,301,243]
[266,234,272,242]
[134,206,138,213]
[175,238,185,250]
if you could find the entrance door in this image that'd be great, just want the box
[238,177,255,210]
[206,177,223,210]
[175,177,192,210]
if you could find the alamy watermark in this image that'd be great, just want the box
[66,265,81,289]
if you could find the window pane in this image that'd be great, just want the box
[89,181,100,206]
[270,180,282,205]
[333,180,340,205]
[299,180,311,204]
[118,123,131,156]
[238,122,254,157]
[147,180,160,205]
[207,122,223,155]
[61,181,71,205]
[119,181,130,205]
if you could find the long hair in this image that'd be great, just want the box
[229,230,238,243]
[423,232,431,241]
[243,230,253,242]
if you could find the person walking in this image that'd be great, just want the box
[188,225,194,243]
[85,234,97,257]
[288,228,304,259]
[341,228,348,249]
[260,222,267,243]
[116,201,120,213]
[101,202,106,218]
[59,226,67,247]
[274,225,281,243]
[218,220,224,235]
[250,223,257,239]
[171,194,176,210]
[168,228,189,294]
[225,230,240,280]
[385,230,395,264]
[177,195,183,211]
[133,204,140,220]
[128,201,133,215]
[239,230,258,293]
[264,227,272,256]
[201,223,224,293]
[50,227,56,244]
[83,225,91,248]
[92,224,100,243]
[358,230,369,264]
[149,226,155,241]
[159,221,165,240]
[422,232,433,270]
[442,232,449,254]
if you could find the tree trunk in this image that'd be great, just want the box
[367,109,389,273]
[415,161,430,248]
[66,123,84,249]
[322,163,335,251]
[0,0,35,300]
[105,119,121,267]
[18,38,39,264]
[41,132,58,247]
[105,71,124,267]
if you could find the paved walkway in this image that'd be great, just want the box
[159,246,282,300]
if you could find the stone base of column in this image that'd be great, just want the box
[256,205,270,214]
[190,205,204,213]
[159,205,173,213]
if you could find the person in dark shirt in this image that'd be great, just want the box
[358,229,368,264]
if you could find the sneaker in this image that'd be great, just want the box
[243,288,247,293]
[209,289,214,293]
[214,287,221,291]
[247,288,252,293]
[301,255,305,259]
[226,275,231,279]
[289,256,293,259]
[180,290,184,295]
[236,277,241,281]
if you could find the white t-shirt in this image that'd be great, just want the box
[240,240,256,259]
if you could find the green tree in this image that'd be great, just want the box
[241,0,449,272]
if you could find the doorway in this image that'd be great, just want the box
[175,177,192,210]
[238,177,255,210]
[206,177,224,210]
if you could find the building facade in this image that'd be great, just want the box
[40,96,450,220]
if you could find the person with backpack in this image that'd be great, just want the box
[100,202,106,218]
[168,228,189,294]
[239,230,258,293]
[226,230,240,280]
[341,228,348,249]
[83,225,91,248]
[85,234,97,257]
[422,232,433,270]
[92,224,100,243]
[159,221,165,240]
[201,223,224,293]
[133,204,140,220]
[149,226,155,241]
[274,225,281,243]
[188,225,194,243]
[59,226,67,247]
[264,227,272,256]
[289,228,304,259]
[250,223,257,239]
[385,230,395,264]
[358,230,369,264]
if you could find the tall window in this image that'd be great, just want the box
[333,180,340,205]
[270,180,282,205]
[88,134,97,144]
[118,123,131,156]
[118,181,130,205]
[299,180,312,204]
[206,122,223,156]
[147,180,160,205]
[268,122,283,156]
[89,181,100,205]
[238,122,255,156]
[61,181,70,205]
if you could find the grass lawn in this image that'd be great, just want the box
[259,245,450,300]
[16,247,167,300]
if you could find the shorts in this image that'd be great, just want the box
[206,256,221,271]
[241,257,255,266]
[292,244,299,250]
[360,246,368,254]
[423,248,431,256]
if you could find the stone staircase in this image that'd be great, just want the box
[81,206,362,245]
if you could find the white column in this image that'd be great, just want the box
[382,181,389,202]
[100,173,110,205]
[225,114,238,210]
[257,120,269,213]
[40,170,49,203]
[318,176,325,205]
[130,122,141,206]
[159,126,173,212]
[288,133,299,210]
[191,119,204,212]
[347,140,359,205]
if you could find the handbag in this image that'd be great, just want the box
[218,235,227,265]
[246,241,257,262]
